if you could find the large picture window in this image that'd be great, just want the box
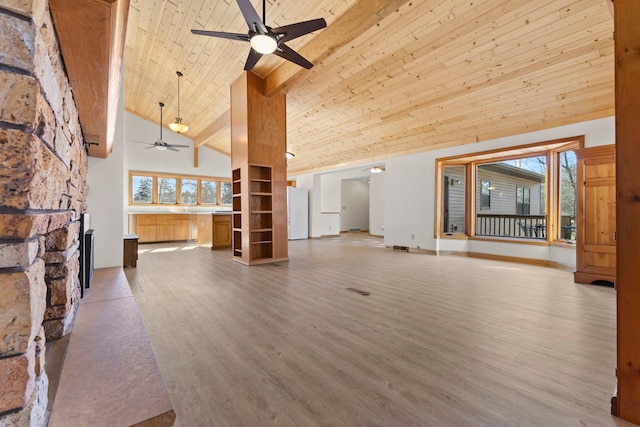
[129,171,231,206]
[436,137,582,242]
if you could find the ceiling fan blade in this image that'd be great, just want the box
[273,43,313,69]
[132,140,153,145]
[168,144,190,148]
[190,29,249,42]
[236,0,267,33]
[272,18,327,43]
[144,146,156,149]
[167,146,180,152]
[244,48,263,71]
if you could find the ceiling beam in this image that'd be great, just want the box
[193,110,230,147]
[197,0,411,154]
[263,0,412,97]
[50,0,129,159]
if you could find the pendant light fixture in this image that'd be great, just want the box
[168,71,189,134]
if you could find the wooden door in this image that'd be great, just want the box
[575,146,616,284]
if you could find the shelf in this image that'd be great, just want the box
[234,165,276,263]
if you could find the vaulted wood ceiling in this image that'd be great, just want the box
[124,0,614,176]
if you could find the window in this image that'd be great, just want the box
[516,187,531,215]
[129,171,230,206]
[132,175,153,203]
[201,180,217,204]
[157,177,177,204]
[442,165,466,234]
[220,182,232,205]
[436,137,582,242]
[181,179,198,205]
[558,150,577,241]
[480,180,491,209]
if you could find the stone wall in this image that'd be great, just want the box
[0,0,87,424]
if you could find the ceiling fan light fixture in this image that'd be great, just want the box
[250,34,277,54]
[155,144,167,151]
[169,71,189,134]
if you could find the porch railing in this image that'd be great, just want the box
[476,214,546,239]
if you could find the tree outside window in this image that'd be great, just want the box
[559,150,577,240]
[202,180,217,204]
[181,179,197,205]
[220,182,232,205]
[132,175,153,203]
[158,177,177,204]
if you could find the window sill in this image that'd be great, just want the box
[438,233,469,240]
[550,241,576,249]
[469,236,550,246]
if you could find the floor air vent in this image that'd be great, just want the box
[393,245,409,252]
[349,228,361,232]
[346,287,370,296]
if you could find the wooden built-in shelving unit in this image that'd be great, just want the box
[232,165,279,264]
[230,71,288,265]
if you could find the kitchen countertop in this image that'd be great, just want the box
[128,211,232,215]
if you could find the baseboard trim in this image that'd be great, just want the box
[381,245,576,274]
[468,252,549,268]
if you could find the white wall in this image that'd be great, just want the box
[86,82,126,268]
[124,112,230,182]
[385,116,615,265]
[87,107,232,268]
[340,180,369,232]
[296,167,383,237]
[123,112,232,230]
[293,116,614,268]
[369,172,385,236]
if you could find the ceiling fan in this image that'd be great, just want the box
[191,0,326,71]
[133,102,189,152]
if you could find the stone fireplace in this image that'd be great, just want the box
[0,0,88,424]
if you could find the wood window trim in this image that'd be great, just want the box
[435,136,584,243]
[129,170,231,206]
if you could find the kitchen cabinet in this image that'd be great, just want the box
[129,214,196,243]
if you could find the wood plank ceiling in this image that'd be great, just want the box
[124,0,614,176]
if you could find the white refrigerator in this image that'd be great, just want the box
[287,187,309,240]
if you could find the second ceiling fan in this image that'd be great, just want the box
[191,0,326,71]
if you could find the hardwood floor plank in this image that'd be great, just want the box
[125,235,632,427]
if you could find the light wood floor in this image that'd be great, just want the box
[125,234,632,427]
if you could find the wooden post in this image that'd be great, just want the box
[193,146,199,168]
[615,0,640,422]
[230,71,288,265]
